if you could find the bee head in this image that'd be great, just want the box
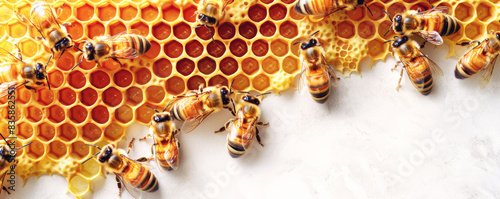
[153,112,171,123]
[220,86,232,107]
[35,62,46,81]
[300,38,319,50]
[242,94,260,106]
[393,14,403,33]
[392,36,408,48]
[0,145,16,163]
[197,13,217,27]
[496,32,500,41]
[84,42,95,61]
[98,144,114,163]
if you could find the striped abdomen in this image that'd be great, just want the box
[455,42,488,79]
[170,98,205,121]
[306,68,330,103]
[112,34,151,58]
[154,138,179,170]
[227,121,256,158]
[120,156,159,192]
[294,0,356,16]
[422,13,460,36]
[406,57,434,95]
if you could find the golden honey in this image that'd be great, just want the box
[0,0,493,197]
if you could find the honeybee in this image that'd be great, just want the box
[387,35,443,95]
[215,93,269,158]
[293,0,373,18]
[0,45,52,96]
[384,6,461,46]
[84,143,159,198]
[0,140,31,195]
[455,31,500,88]
[194,0,234,40]
[72,31,151,70]
[139,106,180,171]
[295,31,339,103]
[168,83,236,134]
[15,1,75,58]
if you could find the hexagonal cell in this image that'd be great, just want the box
[82,123,102,142]
[218,22,236,40]
[113,70,133,87]
[230,39,248,57]
[88,21,106,39]
[115,105,133,124]
[67,21,84,40]
[142,5,159,21]
[146,86,165,104]
[59,123,77,142]
[242,57,259,75]
[186,40,204,58]
[187,76,206,90]
[220,57,238,76]
[208,75,228,87]
[239,22,257,39]
[131,21,149,37]
[16,87,31,104]
[103,87,123,107]
[135,68,152,85]
[378,21,395,38]
[17,122,33,140]
[8,22,27,38]
[27,140,44,160]
[69,105,88,123]
[120,5,138,21]
[283,56,299,74]
[104,123,124,141]
[176,58,195,76]
[70,141,89,160]
[48,105,64,123]
[90,71,110,89]
[162,3,180,22]
[80,88,98,106]
[476,2,495,22]
[59,88,77,106]
[77,4,94,21]
[145,40,161,59]
[195,26,216,40]
[358,21,375,39]
[252,74,270,91]
[249,4,267,22]
[198,57,216,75]
[281,0,295,4]
[387,2,406,18]
[173,22,192,40]
[153,22,171,40]
[101,58,120,71]
[337,21,355,39]
[487,21,500,33]
[48,140,67,160]
[0,4,13,22]
[56,51,75,71]
[367,2,386,21]
[410,2,432,12]
[36,89,54,105]
[455,2,474,22]
[92,105,109,124]
[20,39,38,58]
[367,39,387,59]
[153,58,173,78]
[127,87,143,105]
[252,40,269,57]
[166,76,185,95]
[49,70,64,89]
[108,21,127,36]
[269,4,287,21]
[80,158,100,179]
[289,6,304,20]
[136,105,155,124]
[98,4,116,21]
[464,22,484,40]
[261,0,273,4]
[68,71,86,89]
[182,4,197,22]
[262,57,280,74]
[164,40,183,58]
[271,40,288,57]
[207,40,226,58]
[38,122,55,142]
[347,5,365,21]
[232,74,250,90]
[260,21,277,37]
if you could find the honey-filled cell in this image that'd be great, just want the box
[80,88,98,106]
[176,58,195,76]
[17,122,34,140]
[82,123,102,142]
[92,105,110,124]
[387,2,406,18]
[378,21,395,38]
[21,39,38,58]
[162,3,180,22]
[280,21,298,39]
[108,21,127,36]
[90,71,110,89]
[270,40,288,57]
[239,22,258,39]
[48,105,65,123]
[56,51,75,71]
[252,40,269,57]
[262,57,280,74]
[68,71,86,89]
[103,87,123,107]
[59,88,77,106]
[38,122,56,142]
[464,22,484,40]
[455,2,474,22]
[174,22,192,39]
[232,74,250,90]
[59,123,77,142]
[8,22,27,38]
[208,75,229,87]
[242,57,259,75]
[261,21,277,37]
[183,4,197,22]
[48,69,64,88]
[230,39,248,57]
[146,86,166,104]
[367,2,386,21]
[153,58,173,78]
[195,26,215,40]
[135,68,152,85]
[16,87,31,104]
[476,2,495,22]
[220,57,238,76]
[187,76,207,90]
[131,21,149,37]
[186,40,204,58]
[98,4,116,21]
[252,74,271,91]
[153,22,172,40]
[115,105,133,124]
[37,89,54,105]
[269,4,287,21]
[347,6,365,21]
[249,4,267,22]
[218,22,236,40]
[145,40,161,59]
[69,105,88,123]
[142,5,159,22]
[166,76,186,95]
[283,56,299,74]
[70,141,90,160]
[136,105,155,124]
[48,140,67,160]
[366,39,387,59]
[207,40,226,58]
[76,4,94,22]
[88,21,106,40]
[165,40,184,58]
[104,123,125,141]
[358,21,375,39]
[120,5,138,21]
[27,140,45,160]
[337,21,355,39]
[80,158,100,179]
[198,57,217,75]
[114,70,133,87]
[126,87,144,105]
[261,0,273,4]
[67,21,84,40]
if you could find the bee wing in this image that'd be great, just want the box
[115,174,143,199]
[150,133,165,173]
[323,63,339,87]
[99,30,142,59]
[0,171,7,194]
[30,1,61,30]
[0,82,22,98]
[479,54,498,88]
[421,53,443,78]
[415,6,449,15]
[221,0,235,10]
[241,119,258,151]
[294,61,308,95]
[418,31,444,45]
[163,138,179,170]
[180,110,214,134]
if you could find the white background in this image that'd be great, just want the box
[5,43,500,198]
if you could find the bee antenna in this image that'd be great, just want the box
[0,133,11,150]
[234,91,250,94]
[164,100,175,112]
[255,92,271,97]
[45,55,52,90]
[82,151,101,165]
[73,45,83,52]
[229,79,235,94]
[85,144,102,150]
[384,23,393,37]
[206,25,215,43]
[146,105,160,113]
[384,39,394,43]
[293,40,303,45]
[72,55,84,71]
[0,47,22,62]
[364,3,374,16]
[13,141,32,150]
[382,10,393,22]
[310,30,320,38]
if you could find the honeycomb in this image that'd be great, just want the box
[0,0,494,197]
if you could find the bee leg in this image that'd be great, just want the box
[257,122,269,126]
[112,58,123,67]
[2,186,10,194]
[396,68,404,91]
[62,22,72,27]
[215,119,234,133]
[127,138,136,154]
[136,156,153,162]
[391,61,400,71]
[256,127,264,147]
[457,41,480,46]
[420,41,427,49]
[140,134,152,141]
[115,175,122,197]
